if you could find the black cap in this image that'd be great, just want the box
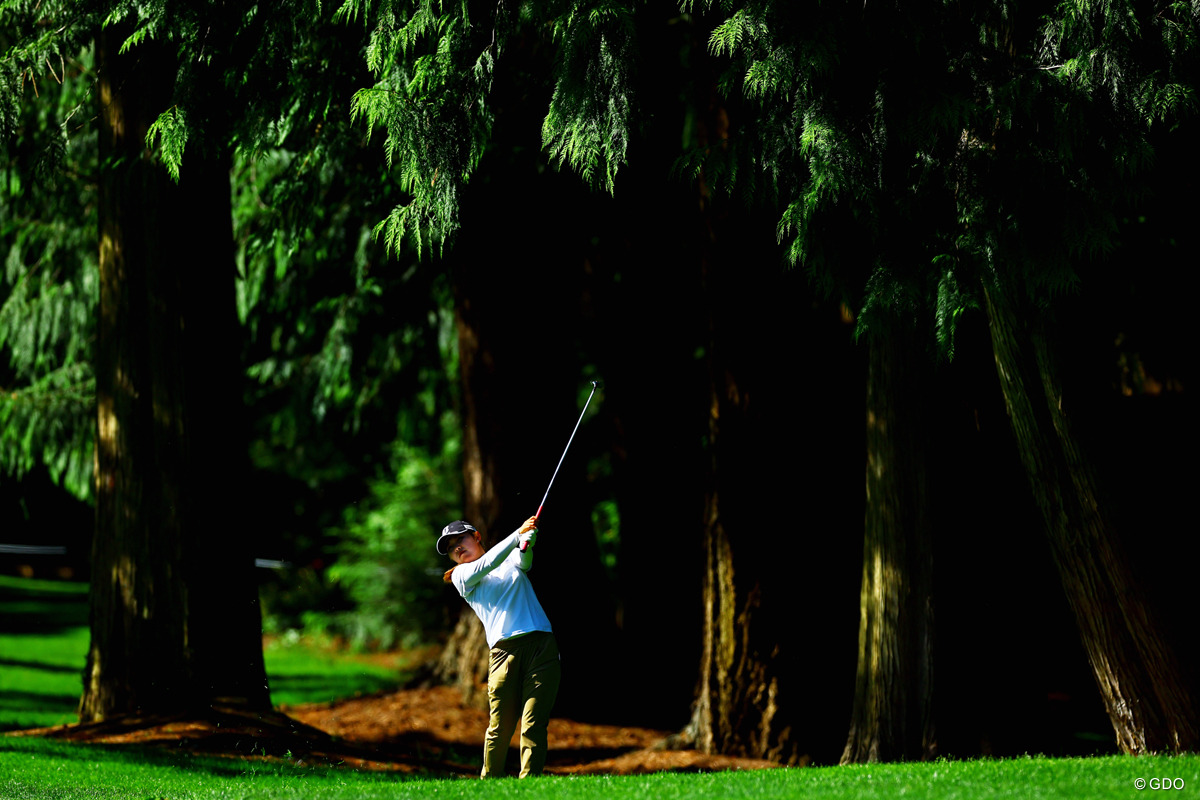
[437,520,477,555]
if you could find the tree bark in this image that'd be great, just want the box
[841,323,936,763]
[983,285,1197,754]
[686,363,800,763]
[431,303,502,705]
[677,221,830,766]
[83,25,268,721]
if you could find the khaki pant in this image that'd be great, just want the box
[482,631,561,778]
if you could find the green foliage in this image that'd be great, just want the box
[3,0,368,496]
[932,256,978,362]
[0,0,94,142]
[209,11,465,658]
[229,90,466,643]
[3,0,472,668]
[145,105,189,182]
[591,497,620,576]
[89,0,370,171]
[1,0,381,500]
[3,0,468,605]
[0,365,94,497]
[0,40,96,499]
[1046,0,1199,129]
[231,118,459,480]
[339,0,643,256]
[340,0,499,256]
[540,0,638,193]
[320,428,461,650]
[685,0,1200,356]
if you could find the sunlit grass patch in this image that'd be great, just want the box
[1,744,1198,800]
[0,576,89,731]
[0,576,415,732]
[263,631,420,707]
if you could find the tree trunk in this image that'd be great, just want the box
[841,323,936,763]
[669,17,865,752]
[677,227,830,766]
[686,365,800,763]
[983,285,1197,754]
[431,304,503,706]
[83,25,268,721]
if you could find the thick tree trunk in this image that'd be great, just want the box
[983,286,1197,754]
[841,324,936,763]
[687,368,800,763]
[83,25,268,721]
[432,305,503,705]
[677,230,836,766]
[670,19,864,752]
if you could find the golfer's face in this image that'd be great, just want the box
[448,533,483,564]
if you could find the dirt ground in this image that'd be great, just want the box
[22,685,780,776]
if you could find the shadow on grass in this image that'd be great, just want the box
[0,689,79,718]
[0,657,81,674]
[6,705,472,780]
[268,673,403,705]
[0,579,88,633]
[0,736,367,781]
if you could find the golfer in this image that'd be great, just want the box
[438,516,561,778]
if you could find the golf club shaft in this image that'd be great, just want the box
[524,381,600,549]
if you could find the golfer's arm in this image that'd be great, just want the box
[456,531,521,589]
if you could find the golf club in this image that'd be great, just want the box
[523,379,603,550]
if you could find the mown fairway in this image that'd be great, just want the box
[2,738,1198,800]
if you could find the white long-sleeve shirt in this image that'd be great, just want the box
[450,530,552,649]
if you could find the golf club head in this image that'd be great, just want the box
[591,379,604,390]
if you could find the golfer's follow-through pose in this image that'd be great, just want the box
[438,516,561,778]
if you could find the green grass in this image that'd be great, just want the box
[1,738,1197,800]
[264,632,415,707]
[0,576,90,731]
[3,575,1198,799]
[0,575,408,728]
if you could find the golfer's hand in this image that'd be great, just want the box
[519,529,537,550]
[518,516,538,551]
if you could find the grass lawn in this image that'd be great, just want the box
[263,631,423,708]
[0,576,91,731]
[2,574,1197,799]
[0,574,410,726]
[1,739,1197,800]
